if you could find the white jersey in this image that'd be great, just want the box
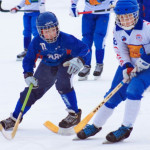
[71,0,114,14]
[113,19,150,67]
[18,0,45,11]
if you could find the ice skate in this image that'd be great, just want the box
[16,49,27,61]
[59,109,81,128]
[78,65,91,81]
[0,114,17,130]
[77,124,101,139]
[106,125,133,142]
[93,63,103,80]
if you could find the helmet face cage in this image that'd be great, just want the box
[37,22,60,43]
[116,11,139,30]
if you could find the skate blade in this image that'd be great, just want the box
[58,127,75,135]
[94,76,100,80]
[78,76,88,81]
[0,124,12,140]
[72,135,81,141]
[102,140,113,144]
[16,57,23,61]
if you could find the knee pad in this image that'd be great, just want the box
[127,78,144,100]
[104,91,125,109]
[56,82,73,94]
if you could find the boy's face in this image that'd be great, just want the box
[42,27,57,40]
[118,13,135,28]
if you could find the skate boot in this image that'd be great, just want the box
[59,109,82,128]
[0,113,17,130]
[106,125,133,142]
[16,49,27,61]
[77,124,101,139]
[78,65,91,81]
[93,63,103,80]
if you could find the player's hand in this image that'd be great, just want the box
[63,57,84,75]
[69,3,79,17]
[136,52,150,72]
[109,1,115,8]
[24,73,39,89]
[39,2,45,13]
[10,6,20,13]
[122,62,136,81]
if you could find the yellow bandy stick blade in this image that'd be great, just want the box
[0,124,3,131]
[44,121,75,135]
[44,121,59,133]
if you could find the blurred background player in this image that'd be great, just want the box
[137,0,150,22]
[77,0,150,142]
[70,0,115,80]
[10,0,45,61]
[137,0,150,92]
[0,12,90,130]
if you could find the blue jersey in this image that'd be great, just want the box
[23,31,89,73]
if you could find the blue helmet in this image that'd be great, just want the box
[114,0,139,30]
[114,0,139,15]
[36,11,60,43]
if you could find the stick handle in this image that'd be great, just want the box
[78,7,114,15]
[11,112,22,138]
[11,84,33,139]
[78,11,93,15]
[21,84,33,112]
[0,1,38,12]
[74,79,127,133]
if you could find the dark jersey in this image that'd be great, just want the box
[23,31,89,73]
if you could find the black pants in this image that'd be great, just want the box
[20,62,73,107]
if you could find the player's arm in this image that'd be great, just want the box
[135,48,150,72]
[63,35,89,75]
[113,29,131,66]
[39,0,46,13]
[10,0,25,13]
[23,39,39,88]
[109,0,115,8]
[23,38,39,74]
[69,35,89,63]
[113,29,136,81]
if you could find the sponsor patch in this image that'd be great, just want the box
[121,36,126,42]
[136,34,142,42]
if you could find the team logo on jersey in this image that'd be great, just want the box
[136,34,143,42]
[113,37,117,45]
[47,54,62,60]
[121,36,126,42]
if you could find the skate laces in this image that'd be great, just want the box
[113,126,131,139]
[81,65,91,73]
[83,124,99,136]
[63,113,77,123]
[95,64,103,72]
